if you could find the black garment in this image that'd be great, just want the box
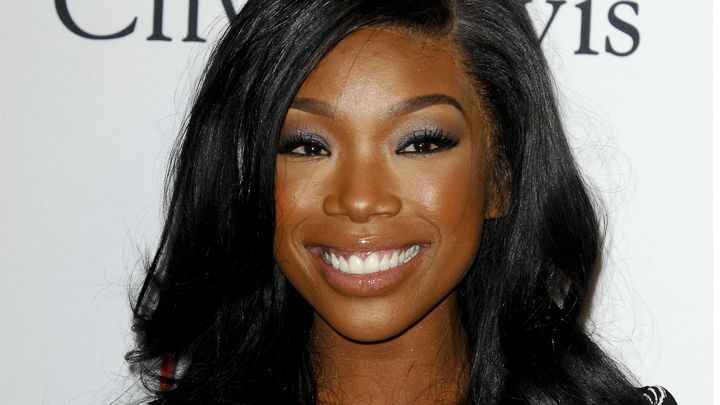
[639,386,677,405]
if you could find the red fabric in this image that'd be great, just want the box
[159,353,176,392]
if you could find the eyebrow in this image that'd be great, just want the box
[290,98,335,117]
[290,93,468,120]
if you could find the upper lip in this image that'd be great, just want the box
[304,236,429,255]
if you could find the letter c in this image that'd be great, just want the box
[55,0,136,40]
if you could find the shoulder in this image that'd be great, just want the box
[638,386,677,405]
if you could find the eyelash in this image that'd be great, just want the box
[276,128,459,157]
[395,128,459,155]
[277,132,330,157]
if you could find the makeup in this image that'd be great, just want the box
[273,27,493,343]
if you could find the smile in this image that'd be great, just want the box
[318,245,421,275]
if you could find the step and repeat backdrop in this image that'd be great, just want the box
[0,1,711,403]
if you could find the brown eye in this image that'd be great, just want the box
[402,141,439,153]
[278,132,330,157]
[288,144,329,156]
[396,128,459,155]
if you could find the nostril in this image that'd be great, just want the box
[322,188,401,222]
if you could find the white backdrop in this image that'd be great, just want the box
[0,1,712,404]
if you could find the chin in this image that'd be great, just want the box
[318,301,425,343]
[339,323,406,343]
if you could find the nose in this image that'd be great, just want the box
[322,154,402,223]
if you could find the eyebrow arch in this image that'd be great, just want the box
[290,93,468,120]
[385,93,468,121]
[290,98,335,117]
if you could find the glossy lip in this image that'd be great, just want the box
[307,242,430,297]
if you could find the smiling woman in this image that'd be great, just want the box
[126,1,675,404]
[273,30,491,402]
[274,29,494,347]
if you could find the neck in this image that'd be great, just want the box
[310,293,468,405]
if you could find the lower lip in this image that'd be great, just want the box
[314,247,427,297]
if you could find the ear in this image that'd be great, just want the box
[485,155,511,220]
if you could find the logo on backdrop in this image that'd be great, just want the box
[54,0,640,57]
[528,0,640,56]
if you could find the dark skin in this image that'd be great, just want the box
[274,28,503,404]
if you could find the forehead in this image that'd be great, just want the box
[294,27,481,117]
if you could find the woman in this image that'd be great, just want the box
[127,0,676,403]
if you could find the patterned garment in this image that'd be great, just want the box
[639,386,677,405]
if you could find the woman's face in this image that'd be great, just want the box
[274,27,498,342]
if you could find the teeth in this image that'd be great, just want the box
[389,251,398,268]
[379,254,390,271]
[348,255,363,274]
[365,253,380,274]
[322,244,421,275]
[338,256,349,273]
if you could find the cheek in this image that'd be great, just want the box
[402,156,487,235]
[399,153,488,286]
[273,161,331,278]
[274,163,324,226]
[273,166,319,295]
[274,166,311,258]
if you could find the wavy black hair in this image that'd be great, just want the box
[127,0,645,403]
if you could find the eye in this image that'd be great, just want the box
[277,132,330,157]
[396,128,459,155]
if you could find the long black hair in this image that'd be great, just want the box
[127,0,645,403]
